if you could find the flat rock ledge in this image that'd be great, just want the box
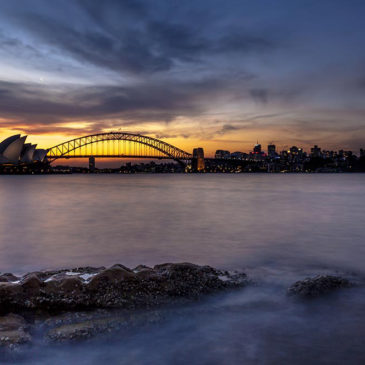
[0,262,246,313]
[288,275,352,298]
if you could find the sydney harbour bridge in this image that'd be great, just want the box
[46,132,193,164]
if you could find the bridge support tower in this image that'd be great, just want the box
[89,156,95,172]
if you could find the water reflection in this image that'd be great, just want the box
[0,174,364,274]
[0,174,364,363]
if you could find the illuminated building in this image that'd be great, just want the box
[253,143,262,154]
[215,150,231,159]
[0,135,47,165]
[192,147,205,172]
[230,151,246,160]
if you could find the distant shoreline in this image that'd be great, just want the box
[1,170,364,175]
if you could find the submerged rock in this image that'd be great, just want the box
[288,275,352,298]
[0,313,31,348]
[0,263,247,312]
[46,310,163,342]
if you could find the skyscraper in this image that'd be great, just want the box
[253,143,261,154]
[268,144,276,157]
[192,148,205,172]
[215,150,230,159]
[311,145,321,158]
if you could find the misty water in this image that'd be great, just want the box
[0,174,364,364]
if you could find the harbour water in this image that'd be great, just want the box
[0,174,364,364]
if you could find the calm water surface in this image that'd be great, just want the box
[0,174,364,364]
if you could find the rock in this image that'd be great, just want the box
[59,277,84,293]
[110,264,133,272]
[21,274,42,295]
[288,275,352,298]
[0,262,248,346]
[71,266,106,274]
[47,321,96,341]
[133,265,152,272]
[0,313,31,348]
[47,315,132,342]
[87,266,136,290]
[0,263,248,312]
[0,281,22,297]
[46,310,163,342]
[0,273,19,282]
[135,268,157,280]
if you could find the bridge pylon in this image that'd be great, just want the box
[89,156,96,172]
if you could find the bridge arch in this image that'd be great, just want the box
[46,132,192,163]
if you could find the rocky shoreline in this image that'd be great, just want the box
[0,263,354,349]
[0,263,247,312]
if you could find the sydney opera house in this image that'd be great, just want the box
[0,135,47,165]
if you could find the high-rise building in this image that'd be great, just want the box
[343,151,353,158]
[323,150,334,159]
[215,150,231,159]
[230,151,245,160]
[310,145,321,158]
[268,144,276,157]
[253,143,261,154]
[290,146,299,155]
[360,149,365,157]
[192,148,205,172]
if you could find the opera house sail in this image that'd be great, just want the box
[0,135,47,165]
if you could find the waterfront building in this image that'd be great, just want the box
[253,143,262,154]
[192,148,205,172]
[21,143,37,163]
[310,145,322,158]
[343,151,353,158]
[0,135,26,164]
[322,150,335,159]
[215,150,231,159]
[230,151,246,160]
[0,135,48,165]
[250,143,266,161]
[268,144,276,157]
[289,146,299,155]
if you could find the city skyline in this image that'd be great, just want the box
[1,132,363,172]
[0,0,365,156]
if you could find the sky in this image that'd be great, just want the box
[0,0,364,159]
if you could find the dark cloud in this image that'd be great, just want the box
[0,77,248,129]
[8,0,275,75]
[215,124,244,136]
